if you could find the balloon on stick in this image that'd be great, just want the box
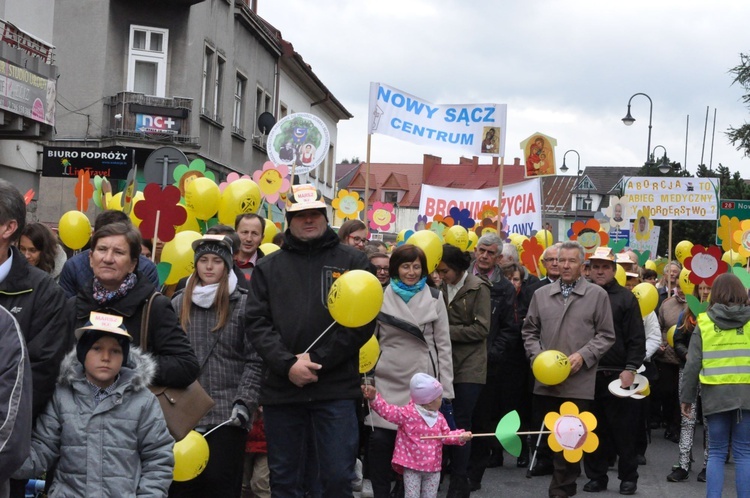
[632,282,658,317]
[405,230,443,273]
[160,231,202,285]
[359,334,380,374]
[262,219,280,244]
[444,225,469,251]
[185,177,220,220]
[675,240,694,264]
[259,243,280,255]
[58,210,91,250]
[173,430,209,482]
[532,350,571,386]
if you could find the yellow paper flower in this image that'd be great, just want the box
[633,208,654,241]
[332,189,365,220]
[718,215,742,251]
[544,401,599,463]
[731,219,750,258]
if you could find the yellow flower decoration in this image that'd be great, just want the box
[633,208,654,241]
[331,189,365,220]
[544,401,599,463]
[732,219,750,258]
[718,215,742,251]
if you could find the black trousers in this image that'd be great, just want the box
[583,373,639,484]
[367,427,398,498]
[532,395,590,498]
[169,425,248,498]
[651,361,681,432]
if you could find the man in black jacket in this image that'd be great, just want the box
[0,179,69,498]
[582,247,646,496]
[247,185,375,498]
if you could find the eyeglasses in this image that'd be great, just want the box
[543,258,558,263]
[374,266,389,273]
[348,235,367,245]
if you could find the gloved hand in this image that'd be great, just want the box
[229,403,250,428]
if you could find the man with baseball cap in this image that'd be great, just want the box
[582,247,645,495]
[246,184,376,497]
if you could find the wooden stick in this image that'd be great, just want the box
[421,430,551,440]
[303,321,336,354]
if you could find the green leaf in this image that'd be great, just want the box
[732,266,750,289]
[608,239,627,253]
[156,262,172,287]
[686,294,708,316]
[495,410,522,457]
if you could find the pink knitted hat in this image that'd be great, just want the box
[410,373,443,405]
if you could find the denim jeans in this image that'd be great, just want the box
[265,400,358,498]
[705,409,750,498]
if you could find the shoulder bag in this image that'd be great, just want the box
[141,292,215,441]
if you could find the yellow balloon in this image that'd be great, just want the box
[532,350,571,386]
[107,192,124,211]
[675,240,694,264]
[535,230,554,249]
[175,212,201,234]
[128,191,145,228]
[632,282,658,317]
[466,231,478,252]
[679,267,695,295]
[259,243,280,255]
[444,225,469,251]
[58,210,92,250]
[359,334,380,373]
[722,249,747,267]
[511,234,528,256]
[405,230,443,273]
[161,231,202,285]
[666,325,677,348]
[327,270,384,328]
[263,219,280,244]
[396,229,411,245]
[538,255,547,277]
[644,260,657,271]
[173,430,209,482]
[615,264,627,286]
[185,177,220,220]
[217,179,261,225]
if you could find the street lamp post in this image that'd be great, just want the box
[649,145,674,174]
[622,93,653,164]
[560,149,583,220]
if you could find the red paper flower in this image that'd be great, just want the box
[521,237,545,276]
[367,202,396,232]
[683,245,727,286]
[134,184,188,243]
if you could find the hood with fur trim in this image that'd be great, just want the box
[57,346,157,392]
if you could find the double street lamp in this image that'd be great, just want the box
[648,145,674,174]
[622,93,653,164]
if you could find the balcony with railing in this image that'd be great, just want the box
[106,91,199,146]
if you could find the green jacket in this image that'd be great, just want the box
[443,273,491,384]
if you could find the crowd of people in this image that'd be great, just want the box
[1,176,750,498]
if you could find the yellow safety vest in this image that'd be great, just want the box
[697,313,750,385]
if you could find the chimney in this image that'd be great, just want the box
[472,156,479,173]
[250,0,258,12]
[422,154,441,183]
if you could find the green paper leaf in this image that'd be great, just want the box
[608,239,628,253]
[686,294,708,316]
[633,249,651,266]
[732,266,750,289]
[156,262,172,287]
[495,410,522,457]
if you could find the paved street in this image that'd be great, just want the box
[438,423,724,497]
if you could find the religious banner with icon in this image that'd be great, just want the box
[520,132,557,178]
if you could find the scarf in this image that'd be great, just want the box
[560,278,579,299]
[190,271,238,308]
[92,273,137,304]
[390,276,427,303]
[415,403,439,428]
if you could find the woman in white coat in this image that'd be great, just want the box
[365,244,453,498]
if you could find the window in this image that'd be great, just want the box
[279,103,288,118]
[576,195,593,211]
[214,56,225,123]
[233,73,246,135]
[383,191,398,204]
[201,45,214,116]
[127,25,169,97]
[255,86,272,135]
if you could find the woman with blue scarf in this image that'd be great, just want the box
[365,244,453,498]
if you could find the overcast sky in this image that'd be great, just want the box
[259,0,750,177]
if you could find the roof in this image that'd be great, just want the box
[347,162,425,206]
[574,166,641,194]
[423,156,525,189]
[542,175,578,214]
[335,162,360,188]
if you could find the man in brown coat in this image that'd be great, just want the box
[522,241,616,498]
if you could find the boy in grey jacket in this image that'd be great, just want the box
[12,313,174,497]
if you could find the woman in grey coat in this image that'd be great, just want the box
[366,244,453,498]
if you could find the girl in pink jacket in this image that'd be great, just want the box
[362,373,471,498]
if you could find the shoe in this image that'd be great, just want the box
[667,468,689,482]
[361,479,374,498]
[352,458,363,492]
[697,468,706,482]
[636,454,647,465]
[529,461,553,476]
[517,454,529,468]
[583,479,608,492]
[487,451,504,468]
[664,430,680,443]
[619,481,637,495]
[445,476,470,498]
[468,479,481,492]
